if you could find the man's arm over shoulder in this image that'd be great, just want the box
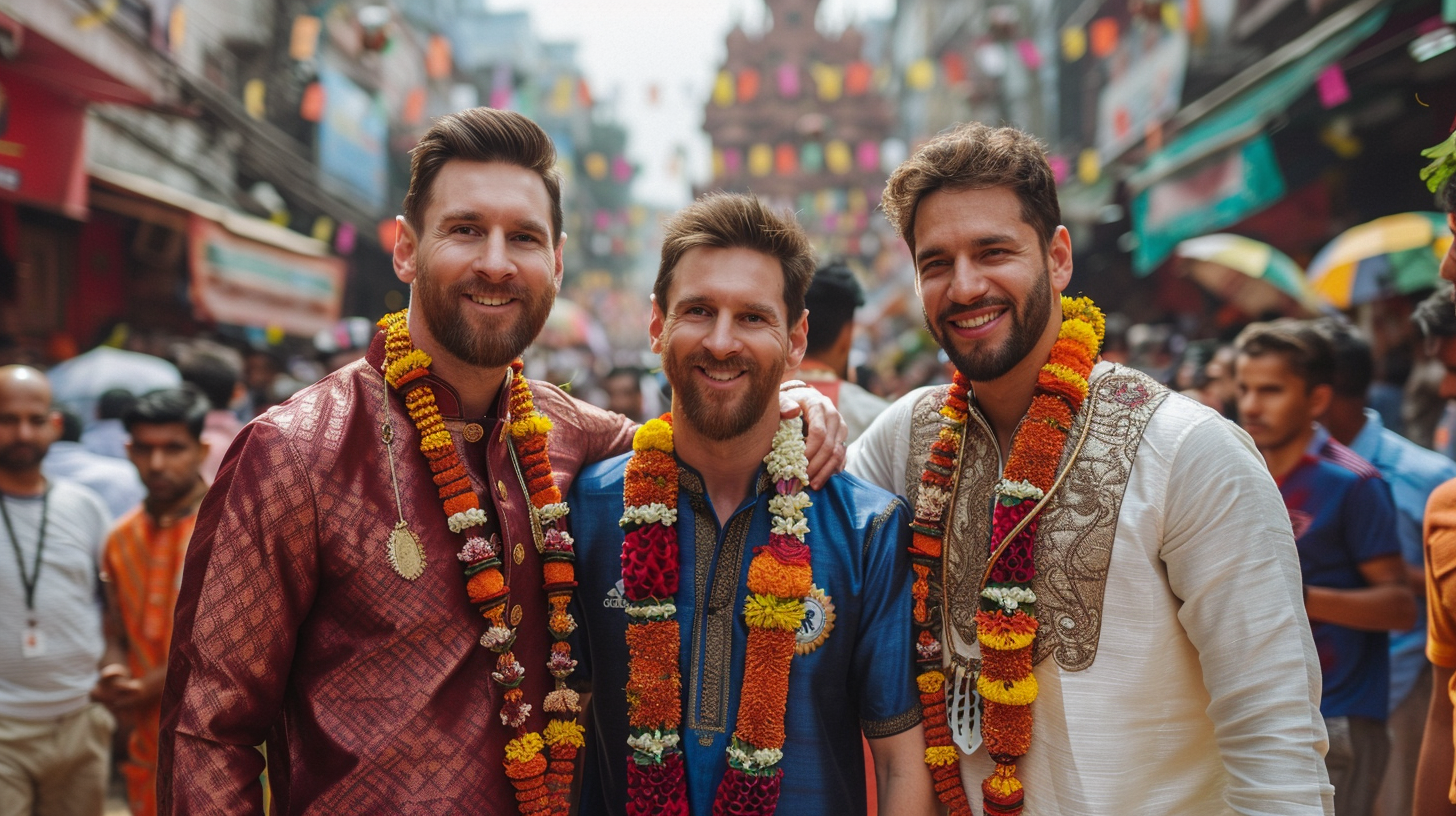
[1160,410,1334,815]
[157,420,321,815]
[846,388,927,494]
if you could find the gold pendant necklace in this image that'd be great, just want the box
[381,376,426,581]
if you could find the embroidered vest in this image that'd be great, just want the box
[903,364,1170,674]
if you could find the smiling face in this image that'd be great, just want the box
[393,160,564,370]
[912,186,1072,385]
[651,246,807,442]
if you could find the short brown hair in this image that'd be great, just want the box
[882,122,1060,254]
[1235,319,1334,389]
[402,108,563,242]
[654,193,815,321]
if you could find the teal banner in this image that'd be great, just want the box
[1131,134,1286,273]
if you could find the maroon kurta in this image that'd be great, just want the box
[157,334,634,814]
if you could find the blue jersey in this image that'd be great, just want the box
[569,454,918,816]
[1279,454,1399,720]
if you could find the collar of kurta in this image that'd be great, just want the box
[365,328,510,421]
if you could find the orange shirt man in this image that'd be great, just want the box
[96,388,210,816]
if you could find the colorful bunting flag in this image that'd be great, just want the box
[812,63,843,101]
[777,63,801,98]
[826,141,852,175]
[1077,148,1101,184]
[738,68,761,103]
[403,87,426,125]
[584,152,608,180]
[906,58,935,90]
[1316,64,1350,108]
[335,222,357,255]
[243,79,266,120]
[845,61,873,95]
[749,144,773,177]
[1062,27,1087,61]
[1090,18,1119,57]
[290,15,321,61]
[856,140,880,172]
[776,143,799,174]
[714,70,736,107]
[802,142,824,173]
[300,82,325,122]
[1016,39,1042,69]
[426,35,452,79]
[942,52,968,85]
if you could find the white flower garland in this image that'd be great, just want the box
[619,502,678,527]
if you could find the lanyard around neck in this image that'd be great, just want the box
[0,490,50,620]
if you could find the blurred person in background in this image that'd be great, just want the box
[95,388,211,816]
[42,405,144,520]
[1201,343,1241,420]
[1412,168,1456,813]
[599,365,645,423]
[1308,319,1456,816]
[242,350,284,417]
[82,388,135,460]
[788,260,890,443]
[1236,320,1414,816]
[178,352,244,483]
[0,366,115,816]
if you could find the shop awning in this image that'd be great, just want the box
[89,164,347,336]
[1128,0,1391,194]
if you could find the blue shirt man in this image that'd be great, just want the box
[570,458,918,815]
[1279,452,1401,719]
[1313,414,1456,710]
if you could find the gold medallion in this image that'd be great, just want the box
[513,541,525,564]
[795,585,836,655]
[510,604,524,626]
[463,423,485,443]
[387,520,426,581]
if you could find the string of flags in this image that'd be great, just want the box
[712,138,910,179]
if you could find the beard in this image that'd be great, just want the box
[0,442,45,473]
[413,257,555,369]
[663,344,784,442]
[927,266,1053,382]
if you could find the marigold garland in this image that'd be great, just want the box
[380,310,579,816]
[620,413,813,816]
[909,296,1103,816]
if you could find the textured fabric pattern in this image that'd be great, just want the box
[102,506,198,816]
[849,362,1334,816]
[1423,477,1456,802]
[157,333,635,815]
[570,456,918,816]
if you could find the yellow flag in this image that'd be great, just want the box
[906,58,935,91]
[748,144,773,177]
[713,71,736,107]
[244,79,267,120]
[825,141,852,175]
[812,63,843,101]
[1061,27,1087,61]
[1077,148,1101,184]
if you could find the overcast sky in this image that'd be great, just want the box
[487,0,897,206]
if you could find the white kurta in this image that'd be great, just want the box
[848,365,1334,816]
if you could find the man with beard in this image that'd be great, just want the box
[0,365,116,815]
[158,109,845,815]
[848,123,1333,815]
[568,193,935,815]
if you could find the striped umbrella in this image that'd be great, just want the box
[1307,212,1455,309]
[1174,233,1326,317]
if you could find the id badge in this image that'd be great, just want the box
[21,624,46,658]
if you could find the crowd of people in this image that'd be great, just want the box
[2,105,1456,816]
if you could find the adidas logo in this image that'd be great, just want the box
[603,579,628,609]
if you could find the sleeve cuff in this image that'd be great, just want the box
[861,704,922,739]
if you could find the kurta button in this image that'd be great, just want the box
[497,480,508,501]
[513,541,525,564]
[463,423,484,443]
[510,604,524,626]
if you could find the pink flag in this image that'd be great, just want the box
[1016,39,1043,70]
[1316,65,1350,109]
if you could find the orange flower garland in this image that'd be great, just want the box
[379,311,582,816]
[620,414,813,815]
[910,296,1104,816]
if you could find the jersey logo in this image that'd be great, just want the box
[795,585,835,655]
[604,579,628,609]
